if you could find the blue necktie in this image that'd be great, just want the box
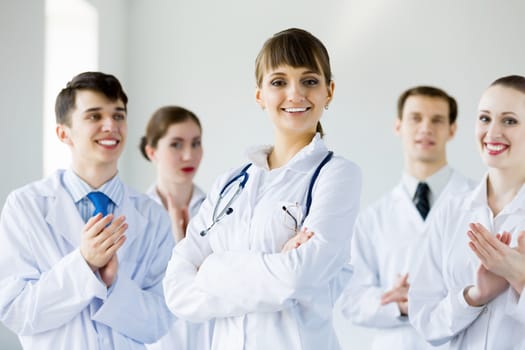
[87,191,111,217]
[413,182,430,220]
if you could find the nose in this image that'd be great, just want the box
[287,82,306,102]
[182,146,193,161]
[101,117,117,132]
[419,118,433,134]
[486,121,502,138]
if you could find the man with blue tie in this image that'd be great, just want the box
[0,72,174,349]
[339,86,475,350]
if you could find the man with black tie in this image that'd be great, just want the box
[339,86,474,350]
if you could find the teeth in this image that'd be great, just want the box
[98,140,117,146]
[284,107,307,112]
[486,144,506,151]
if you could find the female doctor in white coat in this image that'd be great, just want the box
[140,106,213,350]
[409,75,525,350]
[162,28,361,350]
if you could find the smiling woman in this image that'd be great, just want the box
[409,75,525,350]
[162,27,362,350]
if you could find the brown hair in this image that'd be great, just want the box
[490,75,525,94]
[255,28,332,137]
[140,105,202,161]
[55,71,128,126]
[397,86,458,124]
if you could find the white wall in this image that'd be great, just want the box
[120,5,523,346]
[0,3,44,349]
[1,1,524,349]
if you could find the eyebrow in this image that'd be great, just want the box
[479,109,518,116]
[169,136,201,141]
[83,106,127,113]
[268,69,320,77]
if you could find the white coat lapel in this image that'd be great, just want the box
[45,182,85,249]
[113,190,147,247]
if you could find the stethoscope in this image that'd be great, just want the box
[200,163,252,236]
[199,151,333,237]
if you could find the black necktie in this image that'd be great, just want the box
[87,191,111,217]
[413,182,430,220]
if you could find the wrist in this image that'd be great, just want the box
[464,285,485,307]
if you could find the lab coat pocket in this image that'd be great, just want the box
[258,201,306,253]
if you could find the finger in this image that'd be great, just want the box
[468,230,492,260]
[517,231,525,253]
[400,273,409,286]
[84,215,114,242]
[468,241,486,265]
[105,234,126,256]
[100,223,128,251]
[473,223,503,249]
[83,214,105,238]
[502,231,512,246]
[469,224,502,256]
[95,217,127,247]
[381,290,400,304]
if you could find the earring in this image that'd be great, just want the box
[324,105,329,110]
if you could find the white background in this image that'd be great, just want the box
[1,1,524,349]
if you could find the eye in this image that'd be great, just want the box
[478,114,490,123]
[192,139,202,148]
[113,113,126,121]
[270,79,286,87]
[302,78,319,87]
[87,113,101,121]
[170,141,183,149]
[409,115,421,123]
[432,117,446,124]
[503,117,518,125]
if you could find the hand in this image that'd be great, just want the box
[281,227,314,252]
[468,223,525,294]
[464,263,509,307]
[80,214,127,271]
[99,254,119,288]
[167,195,189,243]
[380,273,409,315]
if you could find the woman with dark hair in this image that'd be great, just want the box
[141,106,213,350]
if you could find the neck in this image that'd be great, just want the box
[405,158,447,181]
[156,178,193,209]
[73,162,118,189]
[268,131,315,169]
[487,168,525,216]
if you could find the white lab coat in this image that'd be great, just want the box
[409,175,525,350]
[339,169,473,350]
[0,170,174,350]
[163,135,361,350]
[146,184,214,350]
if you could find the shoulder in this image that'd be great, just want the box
[4,171,63,205]
[446,169,477,193]
[320,154,362,184]
[123,184,168,220]
[358,186,400,222]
